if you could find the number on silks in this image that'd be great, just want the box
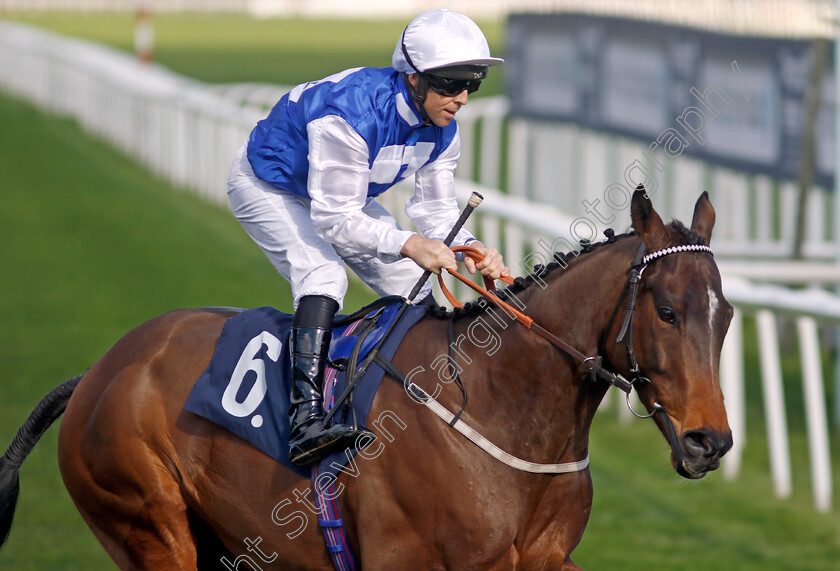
[222,331,282,418]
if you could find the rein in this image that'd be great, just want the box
[440,246,634,393]
[439,242,714,416]
[379,240,713,476]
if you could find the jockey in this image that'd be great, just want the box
[227,9,509,466]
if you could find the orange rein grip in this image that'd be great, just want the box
[437,246,533,328]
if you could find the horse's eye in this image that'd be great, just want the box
[657,306,676,324]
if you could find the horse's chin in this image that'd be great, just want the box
[671,454,710,480]
[676,460,707,480]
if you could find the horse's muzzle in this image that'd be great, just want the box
[677,429,733,479]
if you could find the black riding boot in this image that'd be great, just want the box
[288,295,372,466]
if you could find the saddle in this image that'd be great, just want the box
[183,296,427,478]
[328,296,406,371]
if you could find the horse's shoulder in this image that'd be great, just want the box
[398,312,449,347]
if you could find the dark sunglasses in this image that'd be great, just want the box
[423,73,482,97]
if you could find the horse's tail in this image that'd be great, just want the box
[0,374,83,548]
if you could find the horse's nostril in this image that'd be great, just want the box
[682,430,717,458]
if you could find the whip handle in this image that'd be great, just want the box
[406,192,483,302]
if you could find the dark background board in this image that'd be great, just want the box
[505,13,835,187]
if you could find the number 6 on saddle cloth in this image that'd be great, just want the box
[183,296,427,479]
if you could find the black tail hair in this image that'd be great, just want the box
[0,374,82,548]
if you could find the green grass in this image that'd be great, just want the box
[581,414,840,570]
[1,12,839,570]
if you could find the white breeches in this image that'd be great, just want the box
[227,144,431,310]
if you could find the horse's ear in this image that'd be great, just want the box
[690,191,715,244]
[630,185,668,249]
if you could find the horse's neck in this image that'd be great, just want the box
[521,240,636,357]
[466,240,636,463]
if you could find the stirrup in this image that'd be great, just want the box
[289,422,372,466]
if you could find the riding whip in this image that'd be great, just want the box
[405,191,484,302]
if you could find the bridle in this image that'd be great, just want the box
[609,242,715,417]
[423,239,716,475]
[440,241,715,420]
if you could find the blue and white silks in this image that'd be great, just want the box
[245,67,475,262]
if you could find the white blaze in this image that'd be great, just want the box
[707,285,720,371]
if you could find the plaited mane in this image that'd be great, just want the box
[429,220,706,321]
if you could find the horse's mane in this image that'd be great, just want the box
[429,219,706,321]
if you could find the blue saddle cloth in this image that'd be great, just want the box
[184,298,427,478]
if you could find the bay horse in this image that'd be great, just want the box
[0,189,732,569]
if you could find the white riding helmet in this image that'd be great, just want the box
[392,9,504,76]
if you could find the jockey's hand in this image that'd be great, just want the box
[401,235,458,275]
[464,241,510,280]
